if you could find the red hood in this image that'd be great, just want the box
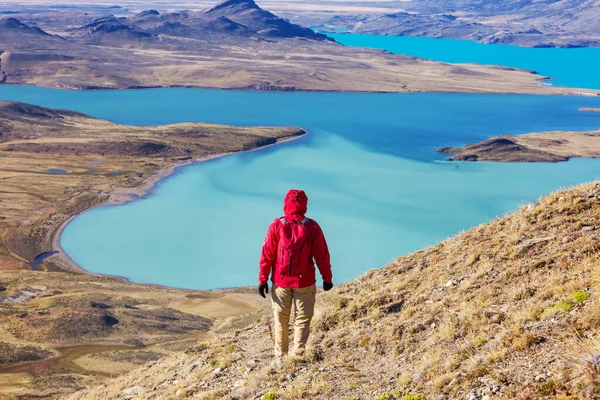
[283,189,308,220]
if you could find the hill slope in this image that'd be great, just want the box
[66,182,600,399]
[322,0,600,47]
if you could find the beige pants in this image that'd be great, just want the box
[271,284,316,357]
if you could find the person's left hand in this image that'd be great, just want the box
[323,281,333,291]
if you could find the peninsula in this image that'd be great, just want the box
[0,101,304,271]
[437,128,600,162]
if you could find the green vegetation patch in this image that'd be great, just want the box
[541,291,590,319]
[261,392,278,400]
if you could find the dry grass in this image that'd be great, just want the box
[65,182,600,399]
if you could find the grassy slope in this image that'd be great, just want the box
[66,182,600,400]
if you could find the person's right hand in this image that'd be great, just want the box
[323,281,333,291]
[258,283,269,298]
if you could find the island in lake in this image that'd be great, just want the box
[438,128,600,162]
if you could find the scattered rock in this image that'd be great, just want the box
[122,386,142,396]
[213,367,223,375]
[184,363,199,374]
[515,236,555,250]
[467,392,480,400]
[444,279,457,288]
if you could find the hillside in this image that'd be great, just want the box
[310,0,600,47]
[66,182,600,399]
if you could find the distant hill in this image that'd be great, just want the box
[65,182,600,399]
[63,0,330,45]
[319,0,600,47]
[0,6,593,92]
[204,0,327,39]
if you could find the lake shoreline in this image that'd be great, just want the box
[1,78,599,97]
[48,134,306,280]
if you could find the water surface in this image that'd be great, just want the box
[1,86,600,289]
[329,33,600,90]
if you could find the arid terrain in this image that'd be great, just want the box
[63,182,600,399]
[0,0,597,94]
[0,270,271,399]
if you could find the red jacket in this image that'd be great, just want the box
[259,190,332,288]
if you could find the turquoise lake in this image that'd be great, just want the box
[328,33,600,90]
[1,86,599,289]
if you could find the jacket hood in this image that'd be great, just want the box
[283,189,308,218]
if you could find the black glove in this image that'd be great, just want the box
[323,281,333,291]
[258,283,269,298]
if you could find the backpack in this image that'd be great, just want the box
[277,216,311,277]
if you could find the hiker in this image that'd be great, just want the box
[258,189,333,360]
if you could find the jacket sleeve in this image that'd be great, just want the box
[259,220,279,285]
[312,222,332,283]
